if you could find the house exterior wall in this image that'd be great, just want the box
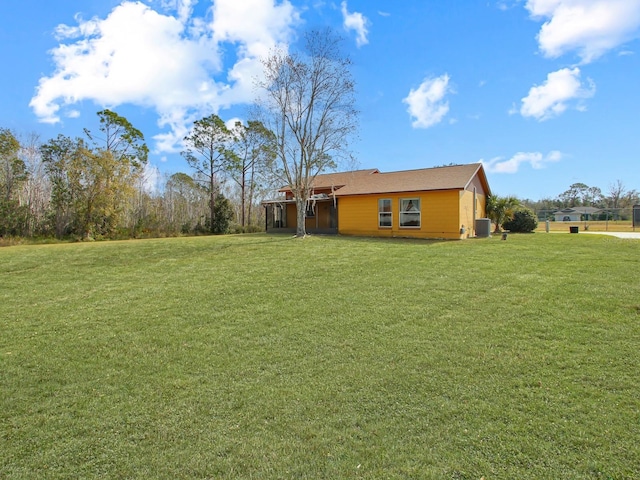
[554,213,580,222]
[337,190,465,239]
[286,203,297,229]
[459,189,487,237]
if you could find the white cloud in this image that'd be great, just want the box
[482,150,563,173]
[30,0,300,152]
[403,74,452,129]
[497,1,519,11]
[526,0,640,63]
[156,0,198,24]
[519,67,595,120]
[341,1,369,47]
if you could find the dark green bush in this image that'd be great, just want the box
[211,193,234,234]
[503,208,538,233]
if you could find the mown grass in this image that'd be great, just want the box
[1,233,639,479]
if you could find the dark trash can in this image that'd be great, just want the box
[570,226,579,234]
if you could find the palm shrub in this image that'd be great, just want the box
[486,195,521,233]
[503,207,538,233]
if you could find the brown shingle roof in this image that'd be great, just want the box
[279,169,379,192]
[332,163,489,196]
[311,169,379,190]
[279,163,490,196]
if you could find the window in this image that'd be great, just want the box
[400,198,420,227]
[378,199,392,227]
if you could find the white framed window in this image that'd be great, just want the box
[378,199,392,227]
[400,198,420,228]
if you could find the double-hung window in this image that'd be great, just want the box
[378,199,392,227]
[400,198,420,228]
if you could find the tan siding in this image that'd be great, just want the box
[338,190,464,239]
[317,202,332,229]
[459,190,475,237]
[458,189,487,237]
[338,195,383,236]
[477,193,486,218]
[286,204,297,229]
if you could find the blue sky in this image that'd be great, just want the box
[1,0,639,200]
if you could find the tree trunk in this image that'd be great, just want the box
[247,164,255,227]
[209,173,216,233]
[295,196,306,237]
[241,168,246,228]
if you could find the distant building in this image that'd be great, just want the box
[553,207,601,222]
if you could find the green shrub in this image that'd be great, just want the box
[211,193,234,234]
[503,208,538,233]
[230,223,265,234]
[244,224,264,233]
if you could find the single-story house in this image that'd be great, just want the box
[553,207,601,222]
[263,163,491,239]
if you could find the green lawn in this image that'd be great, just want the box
[1,233,639,479]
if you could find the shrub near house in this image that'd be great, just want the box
[503,208,538,233]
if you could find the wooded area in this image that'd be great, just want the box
[1,29,361,241]
[0,110,277,240]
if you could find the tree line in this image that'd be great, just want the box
[522,182,640,221]
[2,29,358,241]
[0,110,277,240]
[486,180,640,234]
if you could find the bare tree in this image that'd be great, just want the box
[164,172,209,233]
[256,29,358,237]
[228,120,276,229]
[19,132,50,236]
[0,128,29,236]
[608,180,627,209]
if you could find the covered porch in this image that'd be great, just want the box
[263,197,338,234]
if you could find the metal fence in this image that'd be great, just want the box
[534,207,635,222]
